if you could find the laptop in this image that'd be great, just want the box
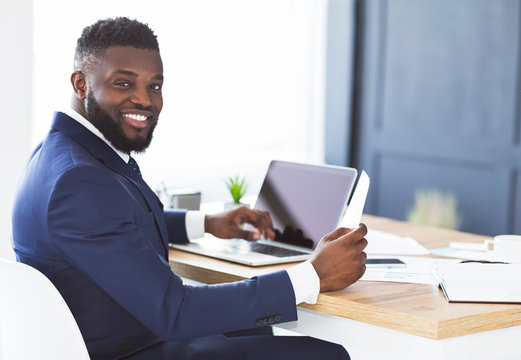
[170,160,358,266]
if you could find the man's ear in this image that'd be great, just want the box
[71,71,88,100]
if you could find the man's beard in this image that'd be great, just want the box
[86,91,156,154]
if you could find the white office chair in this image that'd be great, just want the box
[0,258,90,359]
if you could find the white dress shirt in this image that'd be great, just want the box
[63,108,320,305]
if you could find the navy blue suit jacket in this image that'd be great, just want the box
[12,112,297,359]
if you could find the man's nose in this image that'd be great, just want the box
[130,85,152,108]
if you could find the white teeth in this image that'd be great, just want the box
[124,114,148,122]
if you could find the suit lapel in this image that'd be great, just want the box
[51,111,170,258]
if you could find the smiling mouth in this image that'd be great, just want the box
[120,111,156,131]
[122,113,148,122]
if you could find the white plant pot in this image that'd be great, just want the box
[224,202,250,211]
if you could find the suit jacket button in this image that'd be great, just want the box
[274,315,282,322]
[256,319,264,326]
[268,316,275,324]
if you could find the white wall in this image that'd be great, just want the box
[0,1,33,259]
[32,0,327,204]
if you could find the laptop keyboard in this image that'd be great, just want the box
[249,243,309,258]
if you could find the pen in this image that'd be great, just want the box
[459,260,508,264]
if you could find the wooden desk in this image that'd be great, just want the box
[169,215,521,359]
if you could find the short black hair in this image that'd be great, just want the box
[74,17,159,71]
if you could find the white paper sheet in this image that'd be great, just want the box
[361,256,459,285]
[339,171,370,228]
[429,247,493,261]
[365,229,429,255]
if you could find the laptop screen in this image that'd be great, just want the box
[254,161,357,249]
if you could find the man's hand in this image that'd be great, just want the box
[204,206,275,241]
[310,224,368,292]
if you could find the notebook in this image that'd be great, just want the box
[433,263,521,303]
[171,160,361,266]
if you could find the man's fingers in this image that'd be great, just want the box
[240,209,274,237]
[258,210,273,225]
[263,227,275,240]
[240,230,260,241]
[253,210,273,228]
[260,211,275,239]
[351,223,368,238]
[335,223,368,244]
[357,237,368,251]
[359,263,367,278]
[323,227,353,241]
[324,223,368,243]
[360,250,368,264]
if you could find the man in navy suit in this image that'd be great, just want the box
[12,17,368,359]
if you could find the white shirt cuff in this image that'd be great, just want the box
[285,260,320,305]
[185,211,205,239]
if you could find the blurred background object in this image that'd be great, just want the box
[155,182,201,211]
[170,190,202,211]
[406,189,461,230]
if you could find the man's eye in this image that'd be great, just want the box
[150,84,162,91]
[116,81,131,87]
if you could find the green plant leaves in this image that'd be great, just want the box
[225,175,247,204]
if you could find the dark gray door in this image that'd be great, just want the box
[351,0,521,235]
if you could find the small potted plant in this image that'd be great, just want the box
[224,175,248,209]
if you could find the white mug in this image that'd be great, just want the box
[485,235,521,264]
